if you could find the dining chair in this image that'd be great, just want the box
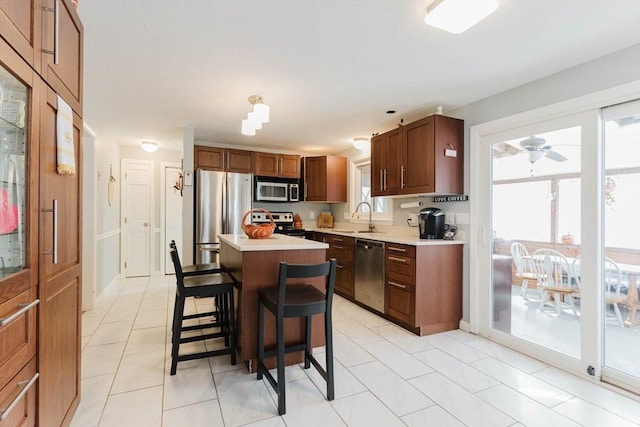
[573,256,625,326]
[531,248,579,317]
[256,259,337,415]
[510,242,539,300]
[169,247,236,375]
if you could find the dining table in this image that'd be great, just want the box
[521,254,639,327]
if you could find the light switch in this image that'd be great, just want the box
[309,211,315,219]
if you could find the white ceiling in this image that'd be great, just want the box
[77,1,640,155]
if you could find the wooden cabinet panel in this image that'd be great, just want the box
[327,235,354,298]
[194,146,253,173]
[0,0,41,68]
[371,128,402,196]
[386,281,415,325]
[38,87,81,427]
[304,156,347,202]
[41,0,82,114]
[195,146,224,171]
[403,117,435,194]
[279,154,300,178]
[386,253,415,284]
[0,37,40,304]
[0,357,37,427]
[225,149,252,173]
[254,153,300,178]
[0,289,37,392]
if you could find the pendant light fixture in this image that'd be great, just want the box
[424,0,499,34]
[241,95,270,135]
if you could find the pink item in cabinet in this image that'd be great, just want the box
[0,188,19,234]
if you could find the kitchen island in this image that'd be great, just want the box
[218,234,329,372]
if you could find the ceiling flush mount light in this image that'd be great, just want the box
[353,137,370,151]
[241,95,270,136]
[140,140,158,152]
[424,0,499,34]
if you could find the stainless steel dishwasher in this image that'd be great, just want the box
[354,239,385,313]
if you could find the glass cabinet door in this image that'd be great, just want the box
[0,62,28,280]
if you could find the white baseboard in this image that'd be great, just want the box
[459,320,471,332]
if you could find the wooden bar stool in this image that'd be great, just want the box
[257,259,337,415]
[169,247,236,375]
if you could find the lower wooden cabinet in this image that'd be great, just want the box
[0,358,37,427]
[385,243,462,336]
[327,235,355,298]
[386,281,415,325]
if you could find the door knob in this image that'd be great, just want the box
[144,223,149,227]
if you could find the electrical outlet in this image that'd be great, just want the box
[309,211,315,220]
[445,213,455,224]
[407,213,418,227]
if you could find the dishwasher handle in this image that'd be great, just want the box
[355,239,384,249]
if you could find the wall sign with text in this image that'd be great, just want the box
[432,195,469,202]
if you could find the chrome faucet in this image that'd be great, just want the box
[355,201,375,232]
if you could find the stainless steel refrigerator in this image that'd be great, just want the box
[194,170,252,264]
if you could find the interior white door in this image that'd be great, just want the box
[122,159,152,277]
[164,165,182,274]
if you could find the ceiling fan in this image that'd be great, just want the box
[493,136,568,164]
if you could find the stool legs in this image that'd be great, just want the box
[325,311,334,401]
[170,294,185,375]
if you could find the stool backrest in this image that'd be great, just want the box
[169,247,186,291]
[277,259,337,311]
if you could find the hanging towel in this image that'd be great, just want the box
[56,95,76,176]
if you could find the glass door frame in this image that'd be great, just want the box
[468,81,639,390]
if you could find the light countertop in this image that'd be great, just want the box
[219,234,329,252]
[306,227,465,246]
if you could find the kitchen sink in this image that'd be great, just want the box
[357,230,385,234]
[331,229,355,233]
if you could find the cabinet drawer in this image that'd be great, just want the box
[386,254,415,284]
[0,289,37,392]
[386,244,415,258]
[385,280,415,325]
[329,244,354,266]
[0,357,37,427]
[327,235,354,246]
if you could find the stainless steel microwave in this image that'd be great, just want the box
[255,178,299,202]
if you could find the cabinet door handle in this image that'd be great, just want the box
[42,199,58,264]
[332,245,344,250]
[388,256,407,263]
[388,281,406,289]
[0,373,39,421]
[401,165,405,189]
[388,246,407,253]
[379,169,384,191]
[336,264,343,269]
[383,169,388,191]
[0,299,40,327]
[42,0,60,64]
[331,238,344,242]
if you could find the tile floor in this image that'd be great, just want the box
[71,275,640,427]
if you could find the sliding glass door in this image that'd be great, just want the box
[601,101,640,391]
[472,93,640,394]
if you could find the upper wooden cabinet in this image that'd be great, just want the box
[371,115,463,197]
[0,0,42,69]
[304,155,347,203]
[195,146,253,173]
[371,127,402,196]
[40,0,83,114]
[253,153,300,178]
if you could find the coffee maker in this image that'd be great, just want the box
[419,207,444,239]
